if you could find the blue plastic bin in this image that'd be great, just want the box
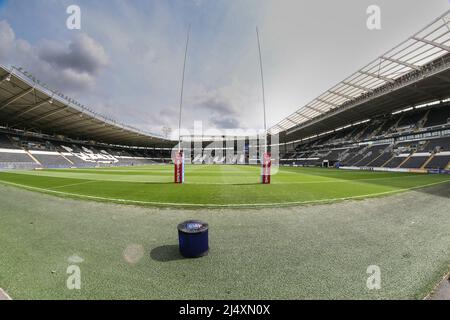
[178,220,209,258]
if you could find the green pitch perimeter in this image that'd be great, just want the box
[0,165,449,207]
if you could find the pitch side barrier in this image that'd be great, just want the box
[0,162,39,170]
[427,168,450,175]
[339,166,450,175]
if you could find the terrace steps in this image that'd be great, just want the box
[421,154,435,169]
[367,149,388,167]
[397,153,413,168]
[382,155,395,168]
[24,149,41,166]
[59,152,74,165]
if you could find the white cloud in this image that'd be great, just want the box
[0,20,16,60]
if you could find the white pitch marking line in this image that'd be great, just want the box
[8,171,431,185]
[0,288,12,300]
[0,178,448,208]
[52,180,97,189]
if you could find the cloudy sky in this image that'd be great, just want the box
[0,0,448,137]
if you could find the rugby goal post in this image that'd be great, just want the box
[261,152,271,184]
[174,25,190,184]
[174,150,185,184]
[257,28,271,185]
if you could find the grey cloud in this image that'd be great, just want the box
[38,33,108,75]
[198,96,236,115]
[210,116,240,129]
[194,94,242,129]
[0,20,107,94]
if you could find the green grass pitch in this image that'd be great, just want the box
[0,165,449,207]
[0,165,450,300]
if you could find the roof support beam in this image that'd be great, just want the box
[95,133,137,140]
[382,56,420,70]
[50,119,103,132]
[75,125,113,135]
[317,98,339,108]
[69,125,139,140]
[28,106,70,123]
[444,16,450,32]
[93,131,140,140]
[413,37,450,52]
[91,124,137,136]
[296,111,311,120]
[9,98,53,121]
[359,71,395,83]
[40,111,84,125]
[304,105,323,113]
[328,90,354,100]
[342,81,371,92]
[269,125,285,134]
[285,118,298,126]
[0,87,34,111]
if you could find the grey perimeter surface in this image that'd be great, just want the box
[0,288,12,300]
[427,275,450,300]
[0,182,449,299]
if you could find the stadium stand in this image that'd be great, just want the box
[0,134,13,148]
[0,129,172,169]
[400,153,431,169]
[1,12,449,173]
[29,151,72,168]
[0,61,177,170]
[424,106,450,127]
[0,150,34,163]
[279,101,450,170]
[425,152,450,169]
[272,12,450,175]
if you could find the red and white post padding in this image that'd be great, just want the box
[174,150,185,184]
[261,152,271,184]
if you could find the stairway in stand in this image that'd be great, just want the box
[421,154,435,169]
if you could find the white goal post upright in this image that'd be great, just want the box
[175,25,190,184]
[256,27,271,184]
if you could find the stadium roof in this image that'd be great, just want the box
[270,10,450,137]
[0,65,174,148]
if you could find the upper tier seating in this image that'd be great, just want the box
[30,152,72,168]
[354,144,389,166]
[383,155,408,168]
[424,105,450,127]
[424,137,450,152]
[400,154,430,169]
[0,150,34,163]
[425,154,450,169]
[396,109,426,129]
[0,134,14,148]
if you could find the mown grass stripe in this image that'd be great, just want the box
[0,178,448,208]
